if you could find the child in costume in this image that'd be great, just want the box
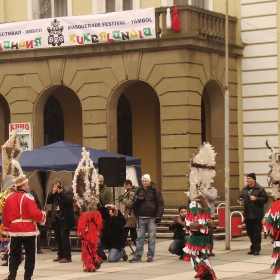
[72,147,103,272]
[183,143,217,280]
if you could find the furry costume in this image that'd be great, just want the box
[263,141,280,279]
[183,143,217,280]
[72,147,103,272]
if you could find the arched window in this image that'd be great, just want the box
[44,96,64,145]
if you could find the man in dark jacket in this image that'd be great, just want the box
[129,174,164,263]
[238,173,268,255]
[47,178,74,263]
[168,206,189,259]
[99,204,128,262]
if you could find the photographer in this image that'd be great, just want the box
[99,204,128,262]
[168,206,189,259]
[129,174,164,263]
[119,180,137,247]
[47,178,74,263]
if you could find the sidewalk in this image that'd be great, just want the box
[0,236,275,280]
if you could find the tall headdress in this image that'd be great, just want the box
[186,142,216,200]
[266,140,280,200]
[1,133,28,191]
[72,147,99,213]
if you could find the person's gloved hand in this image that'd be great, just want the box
[155,217,161,224]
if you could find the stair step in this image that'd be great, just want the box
[157,201,246,240]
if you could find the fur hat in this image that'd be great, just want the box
[1,175,14,191]
[247,173,256,181]
[141,174,151,182]
[13,175,28,187]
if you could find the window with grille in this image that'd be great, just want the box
[106,0,115,13]
[123,0,132,10]
[38,0,67,19]
[174,0,209,9]
[54,0,67,17]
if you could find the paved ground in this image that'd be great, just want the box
[0,236,276,280]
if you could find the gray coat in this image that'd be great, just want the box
[205,186,217,218]
[122,188,138,228]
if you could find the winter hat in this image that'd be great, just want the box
[247,173,256,181]
[141,174,151,182]
[1,175,14,191]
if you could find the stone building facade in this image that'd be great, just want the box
[0,0,243,206]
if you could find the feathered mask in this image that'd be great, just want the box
[266,140,280,200]
[1,133,28,191]
[186,142,216,200]
[72,147,99,213]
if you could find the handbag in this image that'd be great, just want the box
[207,219,216,230]
[189,222,201,232]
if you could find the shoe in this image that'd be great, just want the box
[2,260,8,266]
[102,254,107,261]
[37,249,43,254]
[53,257,62,262]
[147,258,153,262]
[209,252,215,257]
[96,260,103,270]
[129,257,141,263]
[122,249,128,261]
[254,252,259,256]
[59,258,72,263]
[247,251,254,255]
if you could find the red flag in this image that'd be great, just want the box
[172,6,181,32]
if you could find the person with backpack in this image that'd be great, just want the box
[129,174,164,263]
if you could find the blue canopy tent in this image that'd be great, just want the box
[0,141,141,185]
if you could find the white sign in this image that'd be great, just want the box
[9,123,33,152]
[0,8,156,51]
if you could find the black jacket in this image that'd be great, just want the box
[169,217,187,240]
[47,187,74,229]
[239,182,268,220]
[100,207,126,250]
[133,182,164,218]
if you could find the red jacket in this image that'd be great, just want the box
[3,190,45,237]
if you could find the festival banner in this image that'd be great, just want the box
[9,123,33,152]
[0,8,155,52]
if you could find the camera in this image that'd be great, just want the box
[57,185,62,190]
[108,207,115,213]
[180,216,185,222]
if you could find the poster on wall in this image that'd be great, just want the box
[9,123,33,152]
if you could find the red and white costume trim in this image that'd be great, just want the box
[3,190,45,237]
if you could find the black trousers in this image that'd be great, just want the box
[245,218,262,253]
[8,235,36,280]
[123,227,137,246]
[53,221,71,259]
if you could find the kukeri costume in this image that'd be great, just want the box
[183,143,217,280]
[72,147,103,272]
[263,141,280,280]
[1,133,46,280]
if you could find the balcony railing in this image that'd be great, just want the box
[155,5,237,45]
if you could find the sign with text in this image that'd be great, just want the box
[9,123,33,152]
[0,8,155,52]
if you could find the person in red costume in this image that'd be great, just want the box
[3,174,46,280]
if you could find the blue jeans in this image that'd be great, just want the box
[134,217,157,260]
[108,248,123,262]
[169,236,189,256]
